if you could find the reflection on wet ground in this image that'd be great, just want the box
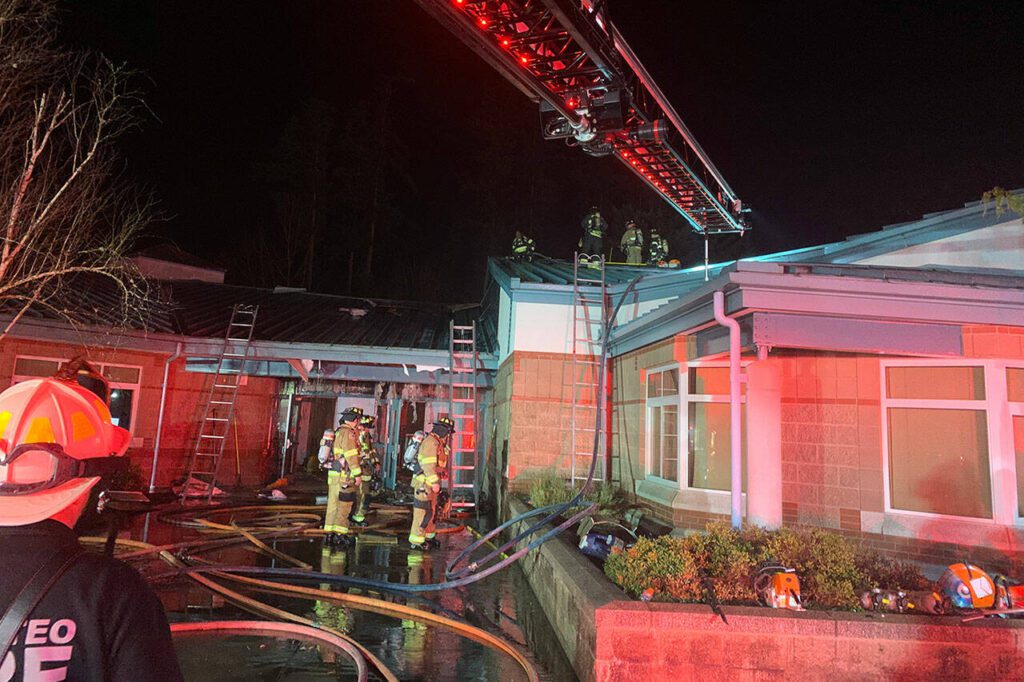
[129,506,577,681]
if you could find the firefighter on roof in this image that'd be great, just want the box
[511,231,535,262]
[649,228,669,264]
[353,413,379,524]
[620,219,644,265]
[578,206,606,261]
[408,417,453,550]
[323,407,363,548]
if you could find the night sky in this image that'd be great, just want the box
[61,1,1024,302]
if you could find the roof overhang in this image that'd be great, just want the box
[610,261,1024,358]
[1,316,499,375]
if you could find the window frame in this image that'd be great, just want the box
[879,358,1017,525]
[1008,365,1024,524]
[682,362,747,494]
[644,361,748,494]
[644,364,681,485]
[10,355,143,436]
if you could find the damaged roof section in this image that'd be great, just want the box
[1,275,495,358]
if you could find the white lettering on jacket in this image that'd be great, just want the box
[1,618,78,682]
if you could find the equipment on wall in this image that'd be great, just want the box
[754,565,804,611]
[576,516,635,562]
[859,588,948,615]
[938,562,996,610]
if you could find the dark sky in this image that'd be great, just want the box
[61,1,1024,301]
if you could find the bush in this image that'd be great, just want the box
[526,468,626,516]
[604,523,929,611]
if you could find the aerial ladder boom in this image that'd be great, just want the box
[413,0,748,235]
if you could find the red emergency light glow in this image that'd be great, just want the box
[479,18,488,26]
[519,55,529,64]
[501,38,510,47]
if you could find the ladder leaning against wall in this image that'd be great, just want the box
[570,254,608,485]
[180,304,259,503]
[448,320,478,508]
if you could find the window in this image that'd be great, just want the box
[11,356,142,433]
[646,367,679,482]
[686,366,745,492]
[883,364,992,519]
[1011,368,1024,518]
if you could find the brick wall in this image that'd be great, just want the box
[595,601,1024,681]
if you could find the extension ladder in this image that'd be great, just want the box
[570,254,608,484]
[180,304,259,502]
[448,321,478,507]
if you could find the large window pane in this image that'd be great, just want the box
[688,403,745,491]
[13,358,61,378]
[1008,368,1024,403]
[886,366,985,400]
[108,388,134,430]
[647,372,662,398]
[888,408,991,518]
[1015,416,1024,517]
[689,367,729,395]
[103,365,140,384]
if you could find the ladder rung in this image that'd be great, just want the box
[214,384,240,389]
[223,352,245,358]
[206,417,229,422]
[199,434,225,439]
[195,453,220,458]
[210,400,233,405]
[219,369,240,374]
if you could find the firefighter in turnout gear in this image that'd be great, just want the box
[408,417,453,550]
[578,206,607,261]
[620,219,644,265]
[511,231,535,261]
[353,414,379,523]
[649,228,669,265]
[323,407,363,548]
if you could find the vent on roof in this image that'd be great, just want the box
[338,307,368,318]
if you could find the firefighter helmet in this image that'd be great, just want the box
[339,406,364,423]
[432,416,456,436]
[0,378,130,526]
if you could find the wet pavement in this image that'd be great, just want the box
[127,504,577,681]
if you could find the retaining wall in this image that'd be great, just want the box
[508,499,1024,682]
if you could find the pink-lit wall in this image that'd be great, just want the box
[0,336,279,489]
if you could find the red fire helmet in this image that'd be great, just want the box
[0,378,131,525]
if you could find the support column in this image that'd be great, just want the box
[746,357,783,528]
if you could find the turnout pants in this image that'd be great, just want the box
[354,474,371,521]
[324,472,356,535]
[579,234,603,256]
[408,480,437,545]
[625,245,643,264]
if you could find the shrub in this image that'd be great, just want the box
[526,468,626,516]
[604,523,928,611]
[855,552,931,591]
[604,536,697,599]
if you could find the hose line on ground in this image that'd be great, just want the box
[170,621,369,681]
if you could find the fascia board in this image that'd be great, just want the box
[609,286,744,357]
[185,358,494,387]
[732,270,1024,326]
[183,339,499,370]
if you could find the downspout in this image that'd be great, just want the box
[149,342,182,493]
[712,291,742,529]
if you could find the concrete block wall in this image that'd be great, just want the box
[777,352,883,530]
[595,601,1024,681]
[499,350,591,489]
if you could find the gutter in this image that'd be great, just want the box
[712,291,743,529]
[149,342,182,493]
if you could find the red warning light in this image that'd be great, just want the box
[479,17,488,27]
[501,38,510,47]
[519,55,529,64]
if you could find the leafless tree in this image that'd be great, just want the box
[0,0,152,339]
